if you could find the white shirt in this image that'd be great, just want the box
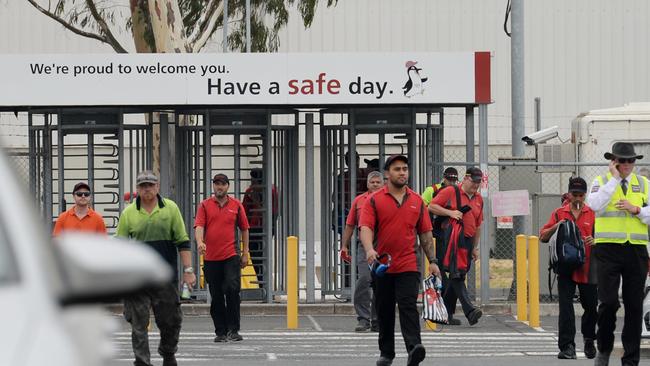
[586,174,650,225]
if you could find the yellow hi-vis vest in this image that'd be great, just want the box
[594,173,649,245]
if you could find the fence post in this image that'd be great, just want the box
[528,236,540,328]
[287,236,299,329]
[516,234,528,321]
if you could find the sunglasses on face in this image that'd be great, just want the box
[74,192,91,197]
[618,158,636,164]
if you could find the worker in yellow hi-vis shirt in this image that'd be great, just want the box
[587,142,650,366]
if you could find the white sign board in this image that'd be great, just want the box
[0,52,491,106]
[491,190,530,217]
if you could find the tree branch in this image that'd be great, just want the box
[26,0,107,43]
[189,0,223,53]
[84,0,128,53]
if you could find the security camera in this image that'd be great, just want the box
[522,126,559,145]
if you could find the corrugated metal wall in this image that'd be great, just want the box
[2,0,650,145]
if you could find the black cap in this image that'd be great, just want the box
[465,167,483,183]
[568,177,587,193]
[73,181,90,193]
[250,168,263,180]
[212,173,230,184]
[384,154,409,170]
[443,167,459,180]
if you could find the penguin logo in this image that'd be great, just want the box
[402,60,428,97]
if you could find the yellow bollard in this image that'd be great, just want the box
[528,236,540,328]
[199,254,205,289]
[516,234,528,321]
[287,236,299,329]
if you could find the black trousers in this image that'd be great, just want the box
[595,243,649,366]
[204,256,242,336]
[373,271,422,360]
[557,275,598,350]
[441,270,476,319]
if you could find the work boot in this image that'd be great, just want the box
[162,355,177,366]
[594,351,610,366]
[227,330,243,342]
[406,344,426,366]
[557,344,577,359]
[467,308,483,326]
[583,338,596,359]
[448,317,461,326]
[355,319,371,332]
[376,356,393,366]
[370,321,379,332]
[214,334,228,342]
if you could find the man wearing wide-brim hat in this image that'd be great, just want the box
[587,142,650,366]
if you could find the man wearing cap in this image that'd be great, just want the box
[421,167,459,206]
[359,155,440,366]
[340,170,384,332]
[53,181,107,236]
[587,142,650,366]
[195,173,250,343]
[116,170,195,366]
[429,167,484,326]
[540,177,597,360]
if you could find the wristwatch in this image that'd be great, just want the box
[429,258,438,265]
[183,266,194,274]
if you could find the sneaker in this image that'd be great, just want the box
[370,321,380,332]
[162,355,177,366]
[227,330,243,342]
[583,338,596,359]
[376,356,393,366]
[467,308,483,326]
[214,334,228,342]
[406,344,426,366]
[355,319,371,332]
[448,317,461,326]
[557,344,577,359]
[594,351,610,366]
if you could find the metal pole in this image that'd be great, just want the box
[159,113,170,196]
[465,106,476,299]
[305,113,315,303]
[479,104,491,305]
[223,0,229,53]
[534,97,541,132]
[245,0,251,53]
[511,0,525,158]
[349,113,357,300]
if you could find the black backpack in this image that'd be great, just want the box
[548,211,586,276]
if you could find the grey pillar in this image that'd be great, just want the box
[479,104,490,305]
[223,0,228,53]
[305,113,316,303]
[159,113,170,197]
[245,0,251,53]
[465,106,476,298]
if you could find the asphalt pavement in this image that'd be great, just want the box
[107,313,650,366]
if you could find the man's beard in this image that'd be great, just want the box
[390,179,407,188]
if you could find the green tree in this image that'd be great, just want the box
[26,0,337,53]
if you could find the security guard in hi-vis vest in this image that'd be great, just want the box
[587,142,650,366]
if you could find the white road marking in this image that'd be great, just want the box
[307,315,323,331]
[266,353,278,361]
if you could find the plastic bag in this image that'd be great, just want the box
[422,275,448,324]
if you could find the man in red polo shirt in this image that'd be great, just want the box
[340,170,384,332]
[540,177,597,360]
[53,181,106,236]
[359,155,440,366]
[195,173,250,343]
[429,167,484,326]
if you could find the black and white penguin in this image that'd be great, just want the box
[402,60,428,97]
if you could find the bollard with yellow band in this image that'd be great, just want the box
[199,254,205,289]
[527,236,540,328]
[287,236,299,329]
[516,234,528,321]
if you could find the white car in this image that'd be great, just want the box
[0,149,171,366]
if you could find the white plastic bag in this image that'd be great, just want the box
[422,275,448,324]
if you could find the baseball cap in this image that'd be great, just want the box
[568,177,587,193]
[384,154,409,171]
[443,167,459,180]
[73,181,90,192]
[136,170,159,186]
[465,167,483,183]
[213,173,230,184]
